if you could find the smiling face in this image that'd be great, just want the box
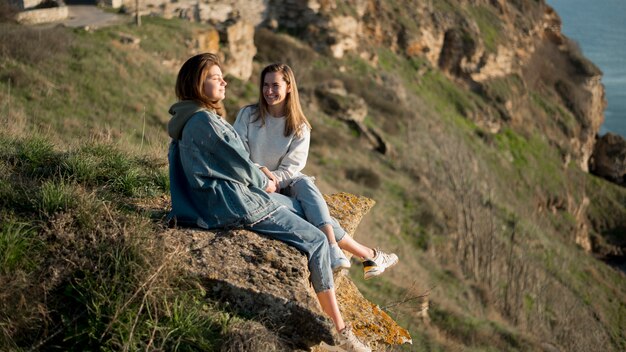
[262,71,291,116]
[202,64,227,102]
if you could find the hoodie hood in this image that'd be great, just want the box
[168,100,207,140]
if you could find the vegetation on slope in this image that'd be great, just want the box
[1,6,625,352]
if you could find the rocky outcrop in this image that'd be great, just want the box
[15,4,67,25]
[590,133,626,186]
[123,0,606,173]
[141,0,264,80]
[258,0,605,172]
[314,80,392,156]
[162,193,410,349]
[218,19,256,80]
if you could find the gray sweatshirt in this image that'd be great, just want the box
[233,105,310,189]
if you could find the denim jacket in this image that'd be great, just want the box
[167,100,279,229]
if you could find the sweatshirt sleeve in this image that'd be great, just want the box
[271,125,310,189]
[233,106,262,168]
[233,107,251,154]
[184,112,267,190]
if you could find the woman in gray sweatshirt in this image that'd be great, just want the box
[233,63,398,281]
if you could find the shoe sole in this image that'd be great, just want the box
[364,257,398,280]
[319,342,347,351]
[332,262,352,269]
[332,264,351,275]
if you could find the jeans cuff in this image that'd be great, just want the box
[316,221,333,229]
[314,283,334,293]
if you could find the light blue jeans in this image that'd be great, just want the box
[270,188,346,242]
[248,194,332,292]
[282,177,347,238]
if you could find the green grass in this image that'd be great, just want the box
[483,74,524,105]
[466,5,503,53]
[429,306,529,351]
[0,133,244,350]
[0,221,41,273]
[39,178,78,214]
[0,17,194,145]
[493,128,565,200]
[530,91,578,136]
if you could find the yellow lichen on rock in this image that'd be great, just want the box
[335,275,412,347]
[323,192,376,236]
[319,193,412,349]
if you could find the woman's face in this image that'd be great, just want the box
[203,65,227,102]
[262,71,290,112]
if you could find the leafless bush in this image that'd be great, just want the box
[435,138,498,287]
[425,132,535,321]
[427,132,613,351]
[382,281,433,321]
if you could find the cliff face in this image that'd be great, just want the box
[147,0,605,171]
[262,0,605,171]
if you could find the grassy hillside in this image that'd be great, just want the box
[1,11,626,352]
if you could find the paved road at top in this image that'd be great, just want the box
[56,5,128,29]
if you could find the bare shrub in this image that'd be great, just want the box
[522,37,599,136]
[433,138,498,287]
[425,131,614,351]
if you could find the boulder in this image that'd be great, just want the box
[590,133,626,186]
[314,81,393,156]
[315,80,368,123]
[220,19,257,81]
[162,192,411,349]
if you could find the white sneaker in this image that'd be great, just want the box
[330,244,351,272]
[363,248,398,280]
[320,325,371,352]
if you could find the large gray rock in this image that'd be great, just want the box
[161,193,411,349]
[314,80,392,156]
[163,226,333,349]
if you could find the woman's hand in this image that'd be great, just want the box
[261,166,280,193]
[265,179,277,193]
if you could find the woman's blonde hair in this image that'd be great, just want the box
[175,53,226,117]
[255,63,310,137]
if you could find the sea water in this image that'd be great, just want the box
[546,0,626,138]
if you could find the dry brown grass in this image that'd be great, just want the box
[0,23,72,64]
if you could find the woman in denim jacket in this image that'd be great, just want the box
[167,53,370,352]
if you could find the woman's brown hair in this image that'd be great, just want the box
[255,63,310,137]
[175,53,226,116]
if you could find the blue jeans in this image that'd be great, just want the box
[274,185,347,242]
[247,192,348,292]
[248,204,333,292]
